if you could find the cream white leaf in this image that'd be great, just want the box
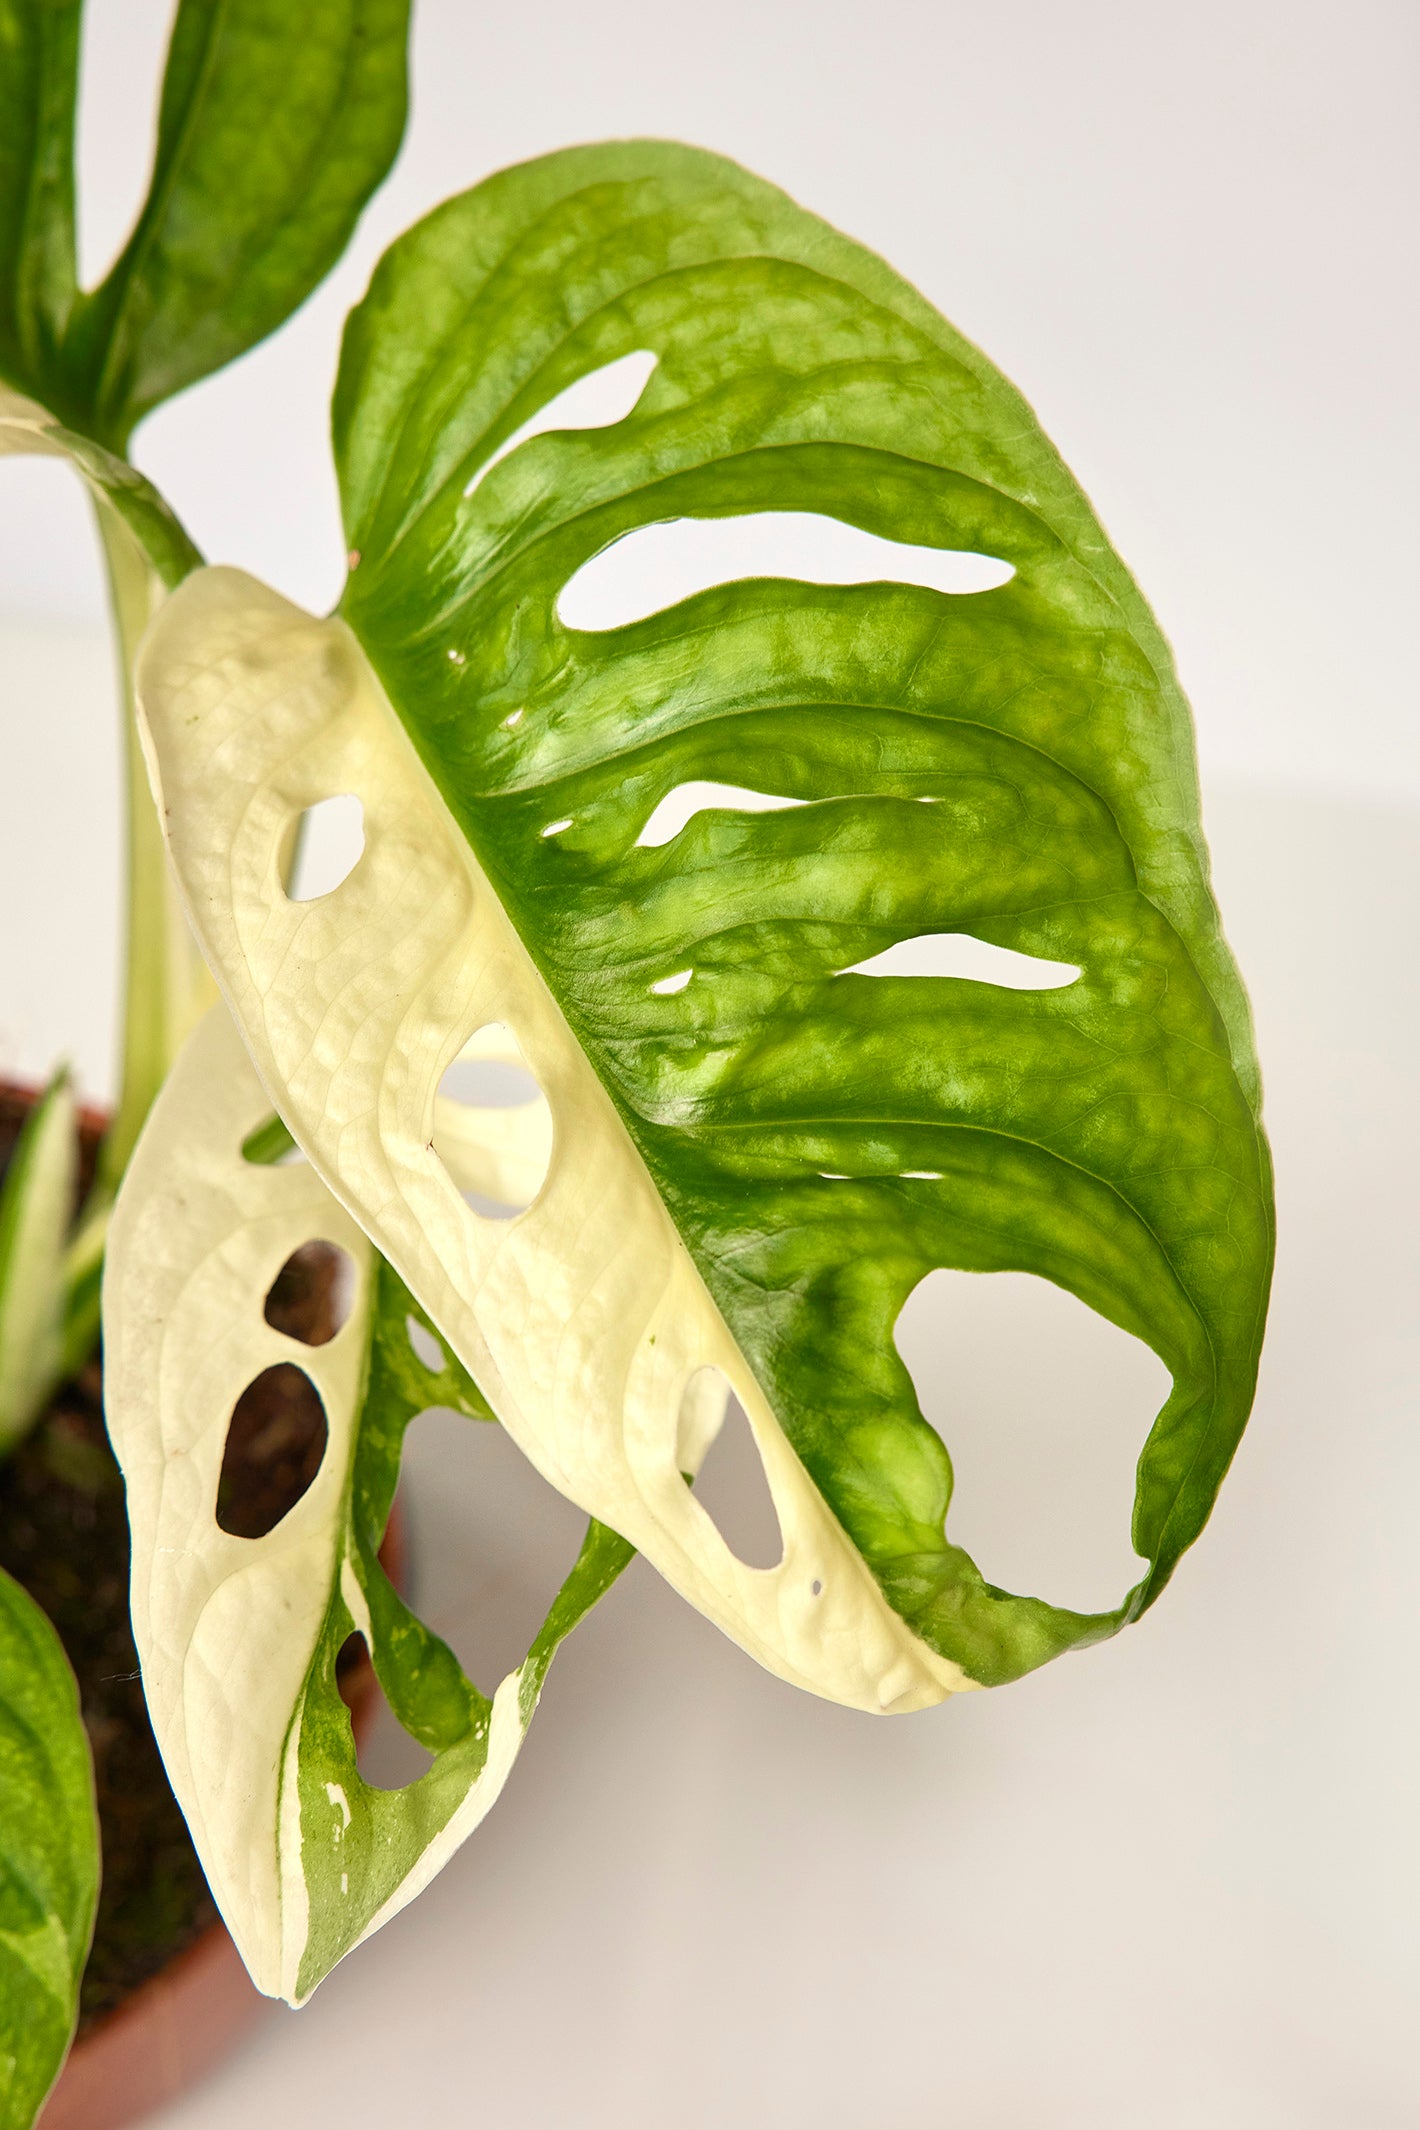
[103,1005,533,2002]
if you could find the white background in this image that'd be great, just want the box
[1,2,1417,2123]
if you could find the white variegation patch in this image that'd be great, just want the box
[134,567,977,1714]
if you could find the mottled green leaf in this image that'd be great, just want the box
[104,1006,630,2001]
[0,1567,98,2130]
[334,144,1275,1684]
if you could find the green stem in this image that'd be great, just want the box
[93,496,215,1194]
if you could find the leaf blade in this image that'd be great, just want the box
[104,1005,631,2000]
[0,0,79,400]
[334,145,1273,1674]
[136,143,1272,1697]
[0,1568,98,2130]
[71,0,411,443]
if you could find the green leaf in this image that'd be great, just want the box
[67,0,410,447]
[133,143,1272,1697]
[104,1005,630,2001]
[1,0,410,448]
[0,1069,76,1455]
[0,1566,98,2130]
[0,0,80,395]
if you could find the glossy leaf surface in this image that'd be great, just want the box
[0,1567,97,2130]
[104,1007,630,2001]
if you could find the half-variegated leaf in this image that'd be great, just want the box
[135,143,1273,1698]
[0,1566,98,2130]
[134,574,971,1715]
[103,1005,630,2002]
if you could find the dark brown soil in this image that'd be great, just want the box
[0,1355,216,2032]
[0,1089,344,2033]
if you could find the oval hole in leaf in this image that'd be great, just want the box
[895,1269,1171,1614]
[435,1024,552,1219]
[464,349,658,497]
[399,1406,590,1694]
[558,512,1015,632]
[286,793,365,902]
[638,780,807,850]
[438,1052,541,1110]
[339,1633,435,1792]
[406,1315,446,1374]
[262,1240,354,1346]
[687,1378,784,1571]
[216,1363,328,1538]
[844,934,1079,990]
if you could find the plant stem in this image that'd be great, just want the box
[93,496,215,1194]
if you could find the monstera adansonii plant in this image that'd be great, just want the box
[44,139,1278,2010]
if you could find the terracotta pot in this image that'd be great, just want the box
[0,1081,406,2129]
[40,1517,406,2130]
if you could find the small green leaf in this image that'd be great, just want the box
[64,0,410,447]
[104,1006,629,2001]
[0,1069,76,1455]
[0,1566,99,2130]
[1,0,409,449]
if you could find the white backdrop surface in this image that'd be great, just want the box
[0,2,1416,2122]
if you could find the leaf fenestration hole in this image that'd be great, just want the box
[400,1407,589,1694]
[216,1364,328,1538]
[844,933,1079,990]
[686,1376,784,1571]
[285,794,365,902]
[339,1632,435,1792]
[464,349,659,497]
[435,1024,552,1221]
[638,781,808,850]
[262,1240,354,1347]
[438,1051,541,1110]
[895,1269,1172,1614]
[406,1315,446,1374]
[558,512,1015,632]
